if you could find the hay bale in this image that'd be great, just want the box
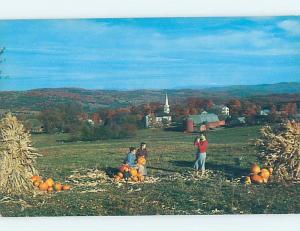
[256,120,300,182]
[0,113,41,195]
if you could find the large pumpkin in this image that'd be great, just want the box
[259,168,270,179]
[47,187,54,193]
[54,182,63,191]
[131,176,138,182]
[138,175,145,182]
[31,175,41,182]
[117,172,124,178]
[114,175,121,181]
[39,182,49,191]
[250,174,263,184]
[45,178,55,187]
[138,157,146,165]
[130,168,138,177]
[119,164,130,173]
[251,163,261,174]
[33,180,42,187]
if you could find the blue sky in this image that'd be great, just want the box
[0,16,300,90]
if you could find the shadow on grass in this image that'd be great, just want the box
[104,167,119,177]
[170,160,247,178]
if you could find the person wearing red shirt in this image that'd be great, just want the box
[194,134,208,176]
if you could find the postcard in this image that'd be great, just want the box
[0,16,299,217]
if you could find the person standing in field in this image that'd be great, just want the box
[136,142,148,159]
[194,134,208,176]
[136,142,148,176]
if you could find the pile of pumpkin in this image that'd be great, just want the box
[31,175,71,193]
[114,157,146,182]
[241,163,273,184]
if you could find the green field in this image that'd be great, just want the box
[0,126,299,216]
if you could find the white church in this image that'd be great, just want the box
[145,93,172,128]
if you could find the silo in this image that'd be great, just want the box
[187,119,194,133]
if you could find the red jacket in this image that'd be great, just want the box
[194,140,208,153]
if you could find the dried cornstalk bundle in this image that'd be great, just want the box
[0,113,41,195]
[256,120,300,182]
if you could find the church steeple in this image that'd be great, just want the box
[164,93,170,114]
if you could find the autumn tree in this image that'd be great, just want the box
[228,99,242,117]
[203,99,214,110]
[92,112,101,125]
[284,102,297,116]
[39,103,82,133]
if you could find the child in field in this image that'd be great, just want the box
[194,134,208,176]
[124,147,137,168]
[136,142,148,176]
[136,142,148,159]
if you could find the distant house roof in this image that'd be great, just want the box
[260,109,271,115]
[188,113,219,124]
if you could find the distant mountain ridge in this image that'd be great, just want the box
[0,82,299,111]
[177,82,300,94]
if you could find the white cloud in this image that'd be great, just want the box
[278,20,300,35]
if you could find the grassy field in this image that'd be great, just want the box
[0,126,299,216]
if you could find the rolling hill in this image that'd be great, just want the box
[0,82,299,111]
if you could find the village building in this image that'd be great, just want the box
[260,109,271,116]
[145,93,172,128]
[186,111,225,132]
[210,105,230,116]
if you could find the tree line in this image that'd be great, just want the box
[36,96,298,141]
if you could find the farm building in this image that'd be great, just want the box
[186,111,225,132]
[210,105,230,116]
[145,93,172,128]
[260,109,271,116]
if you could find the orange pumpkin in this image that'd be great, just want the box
[119,164,130,173]
[114,175,121,181]
[131,176,138,182]
[130,168,138,177]
[262,177,268,183]
[54,183,63,191]
[251,163,261,174]
[117,172,124,178]
[259,168,270,179]
[138,157,146,165]
[33,180,42,187]
[138,175,145,182]
[47,187,54,193]
[62,185,71,191]
[39,182,49,191]
[250,174,263,184]
[45,178,55,187]
[31,175,41,182]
